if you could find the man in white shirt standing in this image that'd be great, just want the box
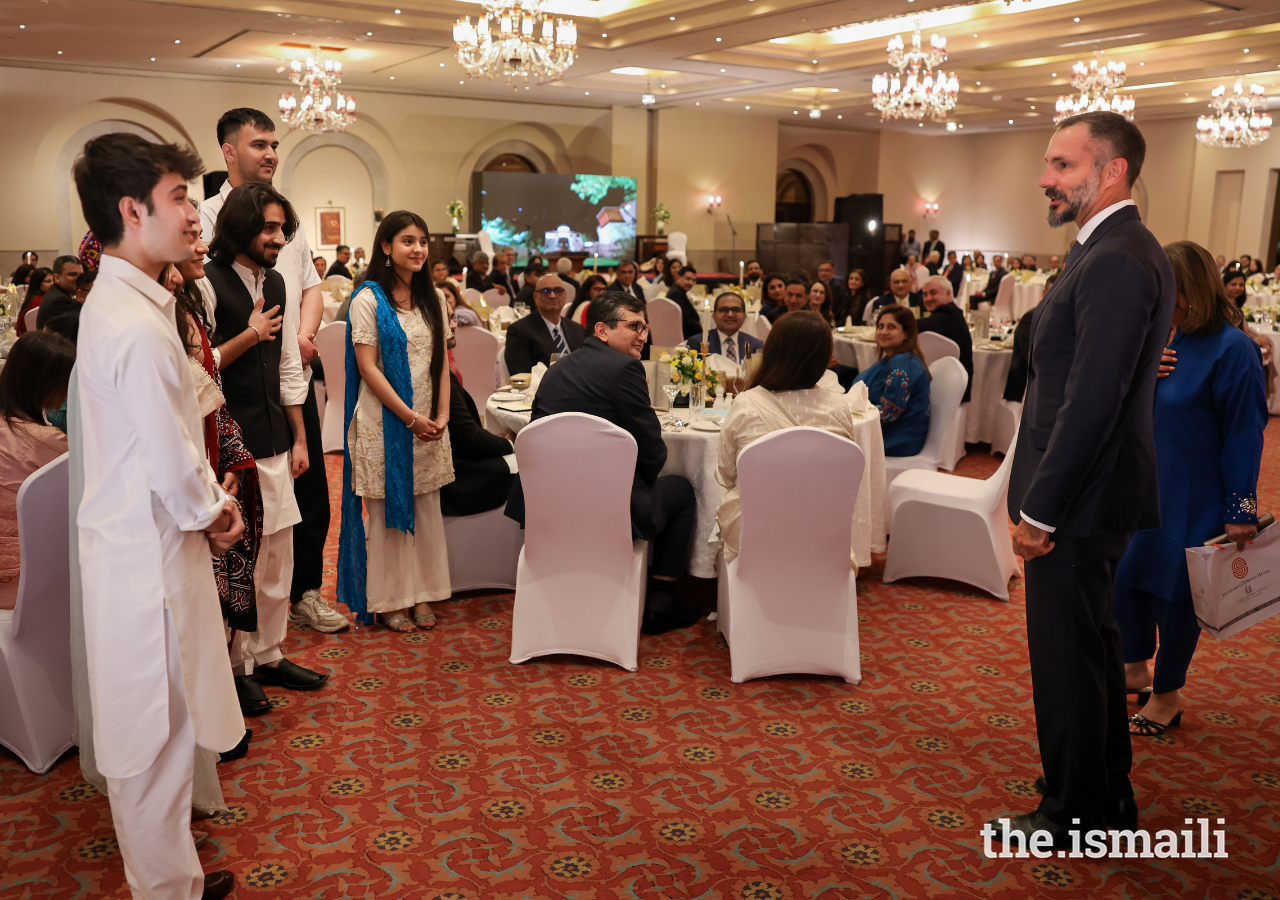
[206,183,330,715]
[73,133,243,900]
[199,108,348,636]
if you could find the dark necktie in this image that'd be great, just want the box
[725,334,737,363]
[552,324,568,354]
[1062,241,1081,271]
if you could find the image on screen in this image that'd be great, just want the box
[472,172,637,267]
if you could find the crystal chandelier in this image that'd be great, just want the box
[1196,81,1272,149]
[1054,56,1135,123]
[871,20,959,121]
[453,0,577,83]
[278,45,356,133]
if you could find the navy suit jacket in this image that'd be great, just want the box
[684,330,763,357]
[1007,205,1176,537]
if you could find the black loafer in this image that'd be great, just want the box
[988,811,1073,851]
[641,605,703,636]
[254,658,329,690]
[1033,778,1138,830]
[218,729,252,764]
[201,871,235,900]
[234,675,271,716]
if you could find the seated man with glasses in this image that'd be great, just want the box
[504,291,702,636]
[684,291,763,364]
[504,273,587,375]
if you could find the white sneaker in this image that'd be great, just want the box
[289,590,350,633]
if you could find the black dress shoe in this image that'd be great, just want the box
[218,729,252,764]
[1032,778,1137,829]
[641,604,702,636]
[234,675,271,716]
[201,870,235,900]
[988,811,1073,851]
[254,658,329,690]
[1035,776,1048,796]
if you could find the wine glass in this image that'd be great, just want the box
[662,382,680,411]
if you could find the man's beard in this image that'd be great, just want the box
[246,242,278,269]
[237,159,273,185]
[1046,176,1099,227]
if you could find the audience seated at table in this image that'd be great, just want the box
[440,279,482,327]
[666,265,703,339]
[504,274,586,375]
[504,291,700,636]
[34,256,84,332]
[715,310,861,569]
[854,304,931,457]
[554,257,579,290]
[867,267,922,323]
[684,291,762,365]
[1224,269,1246,309]
[575,274,609,324]
[976,254,1008,307]
[326,245,355,278]
[15,267,53,336]
[845,269,871,326]
[806,280,835,326]
[440,368,514,518]
[0,331,74,610]
[490,249,514,295]
[759,273,789,323]
[942,252,964,296]
[919,275,973,402]
[816,260,849,323]
[467,251,500,294]
[613,260,646,305]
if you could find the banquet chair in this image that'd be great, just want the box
[716,428,863,684]
[453,325,501,413]
[562,281,577,307]
[572,301,590,327]
[648,297,684,347]
[462,288,485,307]
[642,279,664,301]
[559,301,574,319]
[314,321,347,453]
[992,399,1021,456]
[23,308,38,334]
[883,356,967,521]
[665,232,689,265]
[510,413,648,670]
[0,454,74,773]
[992,276,1016,323]
[444,506,524,592]
[882,430,1021,601]
[755,315,772,342]
[916,332,966,472]
[477,230,496,259]
[483,288,509,308]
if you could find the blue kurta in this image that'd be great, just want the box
[854,351,931,456]
[1116,324,1268,601]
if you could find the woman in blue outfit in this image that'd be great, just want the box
[854,304,931,457]
[1115,240,1268,736]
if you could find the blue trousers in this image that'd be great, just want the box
[1113,584,1202,694]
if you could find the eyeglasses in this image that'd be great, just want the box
[611,318,650,336]
[536,287,566,297]
[716,306,745,315]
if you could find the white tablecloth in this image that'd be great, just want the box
[1254,327,1280,415]
[484,395,887,575]
[833,332,880,371]
[1012,279,1046,321]
[965,347,1015,443]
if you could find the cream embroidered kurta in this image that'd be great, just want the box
[76,254,243,780]
[348,287,455,498]
[716,386,862,569]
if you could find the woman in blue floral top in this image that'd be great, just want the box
[853,304,931,456]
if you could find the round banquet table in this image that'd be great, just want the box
[484,394,888,575]
[1253,326,1280,415]
[1012,279,1046,321]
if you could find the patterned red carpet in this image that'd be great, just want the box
[3,432,1279,900]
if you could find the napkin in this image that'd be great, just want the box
[818,369,844,395]
[495,306,519,325]
[845,380,873,416]
[526,362,549,398]
[705,352,740,379]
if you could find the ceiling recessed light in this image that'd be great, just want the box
[19,25,24,29]
[1244,48,1250,53]
[972,33,977,38]
[1030,105,1035,109]
[150,57,155,61]
[812,59,817,64]
[601,32,607,37]
[390,75,395,79]
[395,8,401,13]
[837,114,842,119]
[696,101,700,106]
[460,80,465,84]
[720,68,726,72]
[525,85,530,90]
[174,39,180,44]
[716,37,722,42]
[57,50,62,54]
[440,62,445,66]
[660,84,665,88]
[745,105,750,110]
[236,63,241,67]
[670,15,675,20]
[585,91,589,95]
[918,122,924,127]
[366,31,373,36]
[1139,62,1144,66]
[1008,119,1014,124]
[1073,16,1080,22]
[794,110,799,114]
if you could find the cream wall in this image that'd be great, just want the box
[289,146,375,258]
[1186,129,1280,263]
[777,124,880,222]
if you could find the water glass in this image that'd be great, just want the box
[689,383,706,419]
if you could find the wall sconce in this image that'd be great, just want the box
[922,201,939,218]
[707,194,723,213]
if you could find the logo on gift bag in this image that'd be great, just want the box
[1232,557,1248,579]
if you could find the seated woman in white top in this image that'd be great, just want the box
[716,310,861,569]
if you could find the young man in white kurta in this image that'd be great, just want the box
[79,251,244,896]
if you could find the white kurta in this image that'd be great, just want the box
[77,254,243,779]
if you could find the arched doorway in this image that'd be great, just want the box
[776,169,813,223]
[290,146,375,257]
[483,153,537,173]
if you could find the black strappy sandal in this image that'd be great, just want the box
[1129,709,1182,736]
[1128,688,1152,707]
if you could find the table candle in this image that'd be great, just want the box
[594,252,599,274]
[739,260,744,287]
[463,266,468,286]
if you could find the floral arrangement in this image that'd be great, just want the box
[1244,305,1280,325]
[653,202,671,234]
[659,347,720,393]
[446,198,466,219]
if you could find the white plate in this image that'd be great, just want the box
[690,418,722,432]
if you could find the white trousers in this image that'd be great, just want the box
[229,525,293,675]
[105,608,203,900]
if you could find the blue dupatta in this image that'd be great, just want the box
[337,281,416,625]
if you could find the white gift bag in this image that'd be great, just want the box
[1185,522,1280,640]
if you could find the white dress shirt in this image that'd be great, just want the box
[200,179,320,394]
[542,314,568,350]
[717,329,741,361]
[76,254,244,778]
[1019,197,1138,535]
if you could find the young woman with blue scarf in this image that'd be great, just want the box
[339,210,455,632]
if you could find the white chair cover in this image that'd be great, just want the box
[462,288,485,307]
[509,413,648,670]
[571,301,590,325]
[315,321,347,454]
[562,281,577,307]
[917,331,959,362]
[483,288,508,308]
[916,332,966,472]
[755,315,772,342]
[665,232,689,265]
[992,398,1021,456]
[883,428,1022,600]
[453,325,501,411]
[641,279,664,301]
[0,454,74,772]
[477,230,496,259]
[23,308,38,334]
[883,356,967,518]
[992,275,1016,323]
[444,506,524,592]
[648,297,684,347]
[559,301,574,319]
[717,428,863,684]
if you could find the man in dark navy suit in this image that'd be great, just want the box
[614,259,646,305]
[503,274,586,375]
[505,291,700,636]
[684,291,763,362]
[994,111,1176,848]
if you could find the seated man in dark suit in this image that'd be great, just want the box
[816,260,850,324]
[942,251,964,296]
[504,291,700,635]
[325,245,353,278]
[868,267,922,322]
[466,250,496,293]
[613,259,646,305]
[554,257,580,289]
[684,291,763,363]
[512,261,546,312]
[490,249,513,295]
[665,265,703,340]
[1003,311,1035,402]
[919,275,974,402]
[503,274,587,375]
[35,254,84,332]
[440,369,514,517]
[977,253,1008,307]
